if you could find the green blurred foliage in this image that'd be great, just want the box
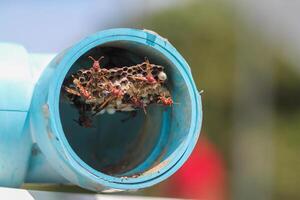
[130,0,300,199]
[134,0,236,161]
[273,59,300,199]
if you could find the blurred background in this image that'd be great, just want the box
[1,0,300,199]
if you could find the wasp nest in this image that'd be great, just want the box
[63,56,173,127]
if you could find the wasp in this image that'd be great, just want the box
[130,58,157,85]
[130,93,147,114]
[88,56,104,72]
[72,77,93,100]
[158,93,173,106]
[64,86,81,96]
[74,113,93,128]
[107,83,124,98]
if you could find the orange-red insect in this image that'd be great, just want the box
[158,96,173,106]
[144,58,157,84]
[132,58,157,85]
[131,95,147,114]
[73,78,92,100]
[88,56,104,72]
[107,83,124,98]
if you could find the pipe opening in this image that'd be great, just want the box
[59,41,192,178]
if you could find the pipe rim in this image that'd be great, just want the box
[48,28,202,190]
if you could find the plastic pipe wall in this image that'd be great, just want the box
[0,28,202,192]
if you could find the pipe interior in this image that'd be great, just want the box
[59,41,192,177]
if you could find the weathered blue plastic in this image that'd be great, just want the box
[0,28,202,192]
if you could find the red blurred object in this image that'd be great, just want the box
[164,136,227,200]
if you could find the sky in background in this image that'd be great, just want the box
[0,0,182,53]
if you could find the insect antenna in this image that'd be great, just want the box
[88,56,104,62]
[144,57,152,75]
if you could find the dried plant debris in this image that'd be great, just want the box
[62,56,173,127]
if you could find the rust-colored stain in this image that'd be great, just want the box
[42,104,49,119]
[143,158,171,175]
[47,130,54,140]
[42,103,54,140]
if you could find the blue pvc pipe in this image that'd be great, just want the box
[0,28,202,192]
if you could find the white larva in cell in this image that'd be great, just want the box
[158,71,167,81]
[106,107,116,115]
[116,99,122,106]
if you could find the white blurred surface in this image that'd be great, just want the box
[0,187,180,200]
